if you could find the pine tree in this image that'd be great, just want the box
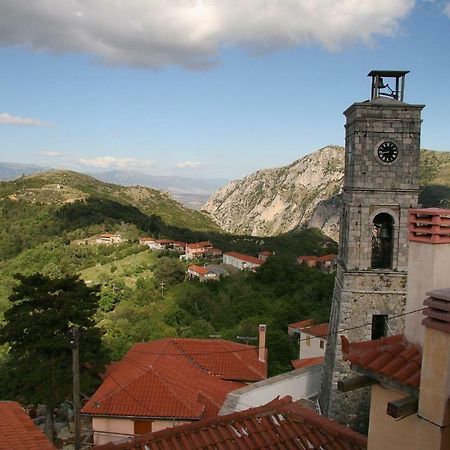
[0,273,106,441]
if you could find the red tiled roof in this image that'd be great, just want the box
[297,254,336,262]
[288,319,315,329]
[259,251,272,256]
[82,338,267,419]
[0,401,56,450]
[187,241,212,249]
[342,334,422,389]
[94,397,367,450]
[188,265,211,276]
[224,252,263,265]
[302,323,329,340]
[291,357,325,370]
[155,239,174,244]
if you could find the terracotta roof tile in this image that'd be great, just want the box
[0,402,56,450]
[291,357,324,370]
[93,397,367,450]
[188,265,211,276]
[288,319,315,329]
[301,323,329,340]
[223,252,263,266]
[341,334,422,389]
[82,338,267,419]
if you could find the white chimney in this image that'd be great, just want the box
[405,208,450,346]
[258,324,266,363]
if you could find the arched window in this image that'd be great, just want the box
[371,213,394,269]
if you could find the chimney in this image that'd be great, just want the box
[405,208,450,346]
[416,288,450,449]
[258,324,266,363]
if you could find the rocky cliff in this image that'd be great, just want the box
[202,146,345,240]
[203,146,450,241]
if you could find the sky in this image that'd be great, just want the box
[0,0,449,180]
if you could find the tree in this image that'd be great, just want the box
[0,273,106,442]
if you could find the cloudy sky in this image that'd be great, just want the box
[0,0,449,179]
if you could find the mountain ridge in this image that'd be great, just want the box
[202,146,450,240]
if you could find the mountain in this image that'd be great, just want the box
[0,162,49,180]
[0,170,219,260]
[89,170,228,209]
[203,146,450,240]
[0,163,228,209]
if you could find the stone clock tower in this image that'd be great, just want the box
[319,71,424,428]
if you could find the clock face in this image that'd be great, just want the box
[377,141,399,163]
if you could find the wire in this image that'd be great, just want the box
[121,305,427,358]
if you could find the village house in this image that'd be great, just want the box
[339,208,450,450]
[184,241,214,259]
[93,396,367,450]
[82,336,267,446]
[186,264,228,282]
[0,401,56,450]
[297,254,337,272]
[258,250,273,262]
[138,236,153,246]
[287,319,328,363]
[96,233,123,244]
[222,251,264,271]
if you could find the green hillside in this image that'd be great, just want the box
[419,149,450,207]
[0,170,219,260]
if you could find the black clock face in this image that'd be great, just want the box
[377,141,399,163]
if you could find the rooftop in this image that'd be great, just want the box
[301,323,329,340]
[94,397,367,450]
[291,357,325,370]
[224,252,263,265]
[0,401,56,450]
[342,334,422,391]
[82,338,267,419]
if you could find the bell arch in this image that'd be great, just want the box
[371,212,395,269]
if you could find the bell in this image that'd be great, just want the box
[377,77,386,89]
[380,226,390,239]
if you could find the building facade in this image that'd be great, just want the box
[319,71,424,428]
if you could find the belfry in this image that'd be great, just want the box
[319,71,424,428]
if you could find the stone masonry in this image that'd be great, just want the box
[319,96,424,430]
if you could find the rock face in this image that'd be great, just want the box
[202,146,345,240]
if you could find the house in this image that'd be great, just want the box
[138,236,153,246]
[187,264,228,282]
[187,264,219,282]
[0,401,56,450]
[184,241,213,259]
[82,337,267,446]
[258,250,273,262]
[93,396,367,450]
[288,319,328,360]
[338,208,450,449]
[222,251,264,271]
[298,322,328,360]
[297,254,337,271]
[97,233,123,244]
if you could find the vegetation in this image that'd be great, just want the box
[0,274,106,441]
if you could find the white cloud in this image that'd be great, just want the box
[0,1,415,69]
[78,156,154,170]
[0,112,48,126]
[176,161,203,169]
[41,150,63,157]
[444,2,450,17]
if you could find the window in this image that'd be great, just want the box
[320,340,325,349]
[371,213,394,269]
[371,314,388,340]
[134,420,153,435]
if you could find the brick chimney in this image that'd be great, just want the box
[416,288,450,449]
[405,209,450,346]
[258,324,266,363]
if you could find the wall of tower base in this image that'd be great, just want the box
[319,267,407,430]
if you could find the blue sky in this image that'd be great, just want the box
[0,1,449,180]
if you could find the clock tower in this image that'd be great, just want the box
[319,71,424,429]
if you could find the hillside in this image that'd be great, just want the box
[203,147,450,240]
[0,170,219,260]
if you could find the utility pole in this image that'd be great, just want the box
[160,281,165,297]
[71,326,81,450]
